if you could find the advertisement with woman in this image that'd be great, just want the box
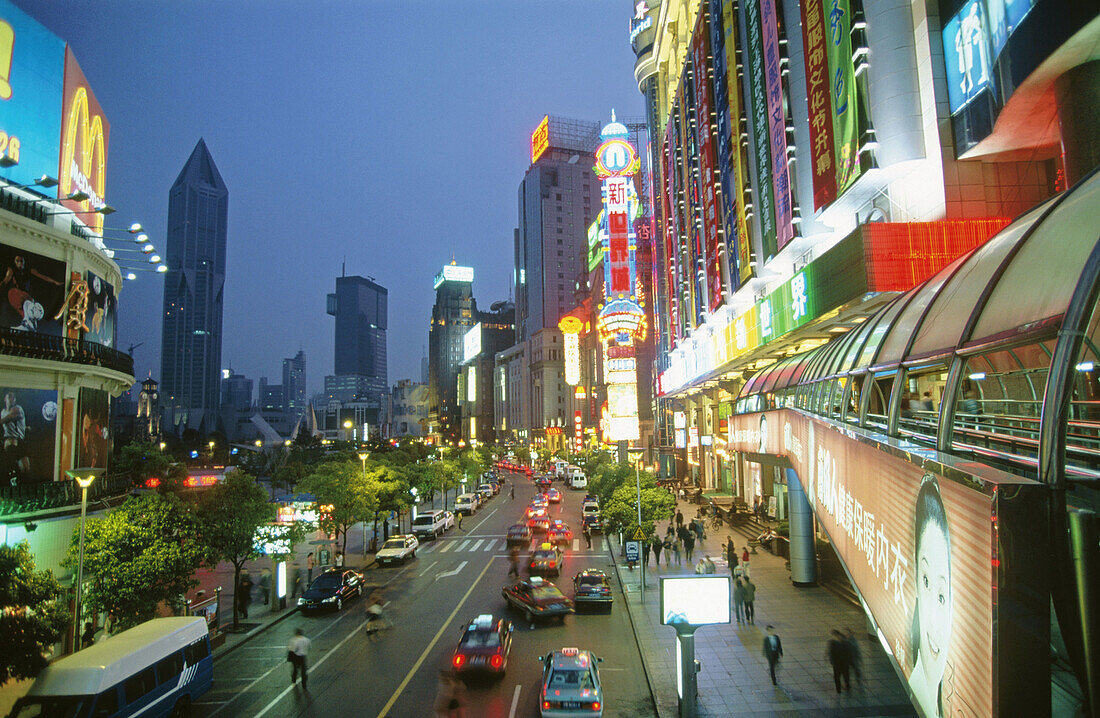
[83,271,116,347]
[0,244,66,336]
[1,386,58,485]
[76,387,110,470]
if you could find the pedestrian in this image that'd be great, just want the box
[457,511,464,530]
[651,536,663,567]
[727,538,739,575]
[291,564,303,598]
[704,555,716,573]
[828,629,852,693]
[366,590,389,637]
[335,550,345,569]
[671,537,682,566]
[510,484,515,500]
[742,576,756,623]
[642,538,652,568]
[103,612,116,637]
[433,669,466,717]
[741,546,751,578]
[81,621,95,648]
[684,531,695,562]
[763,625,783,685]
[845,627,863,686]
[306,552,315,585]
[237,572,253,619]
[675,509,684,528]
[508,546,520,578]
[288,627,311,689]
[258,568,271,606]
[733,578,746,624]
[582,524,592,549]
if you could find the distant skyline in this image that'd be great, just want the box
[16,0,644,397]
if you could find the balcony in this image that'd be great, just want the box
[0,327,134,377]
[0,470,135,518]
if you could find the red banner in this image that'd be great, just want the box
[693,11,725,313]
[801,0,837,210]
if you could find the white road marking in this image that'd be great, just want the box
[434,560,468,581]
[508,684,522,718]
[456,539,470,551]
[469,507,498,532]
[572,539,580,551]
[469,539,484,551]
[418,560,438,576]
[438,542,454,553]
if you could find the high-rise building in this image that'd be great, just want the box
[282,349,307,414]
[221,370,253,413]
[459,301,515,444]
[258,377,284,412]
[326,274,387,403]
[427,263,477,443]
[160,139,229,435]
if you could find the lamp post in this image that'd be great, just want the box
[626,449,646,603]
[343,419,353,443]
[65,468,104,650]
[358,452,370,553]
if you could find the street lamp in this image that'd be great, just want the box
[358,452,370,553]
[65,468,104,650]
[343,419,353,443]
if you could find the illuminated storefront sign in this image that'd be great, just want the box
[60,47,109,235]
[530,114,549,163]
[691,10,725,311]
[715,0,753,287]
[0,0,64,188]
[463,322,482,363]
[467,365,476,403]
[559,316,582,385]
[434,264,474,288]
[759,0,793,250]
[607,383,640,441]
[742,0,777,259]
[574,410,583,452]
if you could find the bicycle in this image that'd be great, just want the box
[709,513,724,531]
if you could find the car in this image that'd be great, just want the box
[545,487,562,504]
[530,495,549,509]
[583,494,598,505]
[477,483,495,501]
[582,513,602,532]
[412,509,450,539]
[527,515,551,533]
[487,479,502,495]
[455,493,479,515]
[547,523,572,545]
[501,576,574,622]
[297,569,364,613]
[452,613,513,677]
[529,542,565,576]
[440,510,456,530]
[375,534,419,566]
[525,505,547,520]
[536,476,553,490]
[538,647,603,716]
[507,522,533,547]
[572,569,613,611]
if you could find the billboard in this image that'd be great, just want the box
[1,386,57,485]
[943,0,994,114]
[691,11,725,312]
[759,0,793,250]
[83,270,116,347]
[530,114,549,164]
[741,0,777,260]
[434,264,474,288]
[59,47,110,235]
[800,0,838,211]
[824,0,863,192]
[0,0,64,189]
[660,576,731,625]
[463,322,481,364]
[76,386,109,470]
[606,382,639,441]
[0,243,67,336]
[715,0,753,288]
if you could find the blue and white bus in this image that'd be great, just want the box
[7,617,213,718]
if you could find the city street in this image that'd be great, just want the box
[194,471,656,717]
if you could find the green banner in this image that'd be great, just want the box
[742,0,776,260]
[824,0,861,193]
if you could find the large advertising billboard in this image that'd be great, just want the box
[1,385,57,485]
[83,270,116,347]
[800,0,838,211]
[0,243,67,336]
[692,11,724,312]
[943,0,994,114]
[824,0,863,192]
[741,0,777,260]
[759,0,793,251]
[0,0,64,189]
[76,386,109,470]
[726,409,1043,717]
[59,47,110,235]
[715,0,753,288]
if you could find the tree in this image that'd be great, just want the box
[0,541,69,685]
[196,471,278,630]
[300,461,374,554]
[600,473,675,538]
[111,441,186,491]
[65,493,210,632]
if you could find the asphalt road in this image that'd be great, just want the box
[194,470,657,717]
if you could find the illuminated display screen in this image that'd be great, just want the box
[530,114,549,163]
[563,331,580,385]
[943,0,993,113]
[434,264,474,288]
[467,365,477,403]
[59,47,109,235]
[463,323,482,363]
[660,576,731,625]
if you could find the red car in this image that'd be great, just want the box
[545,488,562,504]
[527,515,551,532]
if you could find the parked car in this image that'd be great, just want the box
[452,614,513,677]
[507,522,533,547]
[538,647,604,716]
[501,576,574,623]
[412,509,450,540]
[545,487,562,504]
[456,493,479,515]
[573,569,613,611]
[298,569,365,613]
[477,483,495,501]
[529,542,565,576]
[375,534,419,566]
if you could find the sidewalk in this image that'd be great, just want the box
[608,514,916,717]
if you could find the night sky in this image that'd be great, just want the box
[15,0,643,396]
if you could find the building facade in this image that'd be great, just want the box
[458,301,515,444]
[385,379,429,438]
[326,274,387,404]
[427,263,477,443]
[160,139,229,436]
[282,349,306,414]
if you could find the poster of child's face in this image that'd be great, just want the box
[1,387,58,486]
[83,271,116,348]
[77,388,110,470]
[0,244,67,336]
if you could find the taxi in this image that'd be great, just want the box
[547,521,572,545]
[452,613,513,677]
[545,487,563,504]
[529,542,564,576]
[527,514,551,533]
[538,647,603,716]
[502,576,574,623]
[507,522,533,547]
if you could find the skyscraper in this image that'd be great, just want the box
[326,274,387,403]
[428,263,476,443]
[282,349,307,414]
[160,139,228,435]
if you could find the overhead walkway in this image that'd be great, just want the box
[723,167,1100,717]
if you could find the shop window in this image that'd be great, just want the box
[865,371,896,432]
[897,363,949,448]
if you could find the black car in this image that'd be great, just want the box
[502,576,574,623]
[452,613,514,677]
[573,569,613,611]
[297,569,364,613]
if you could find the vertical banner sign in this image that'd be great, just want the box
[605,176,632,294]
[800,0,837,211]
[692,11,725,313]
[662,133,680,342]
[60,47,109,236]
[760,0,793,250]
[742,0,777,259]
[721,0,754,286]
[825,0,862,193]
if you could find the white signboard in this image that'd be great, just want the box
[660,576,731,626]
[463,323,482,363]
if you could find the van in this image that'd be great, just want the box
[8,617,212,718]
[569,468,588,489]
[455,493,479,515]
[412,509,449,539]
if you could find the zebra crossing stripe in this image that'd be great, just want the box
[572,539,580,552]
[438,542,454,553]
[456,540,471,551]
[469,539,484,551]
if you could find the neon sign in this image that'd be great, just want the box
[60,48,109,235]
[434,264,474,288]
[559,316,582,386]
[531,114,549,163]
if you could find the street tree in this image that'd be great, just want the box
[65,493,209,632]
[112,440,186,492]
[196,470,278,630]
[598,467,674,538]
[0,541,70,685]
[300,460,374,554]
[372,465,411,539]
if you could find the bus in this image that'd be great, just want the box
[7,617,213,718]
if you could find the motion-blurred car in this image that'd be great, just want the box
[375,534,419,566]
[297,569,364,613]
[507,522,533,547]
[452,613,513,677]
[572,569,613,611]
[547,522,572,545]
[538,647,603,716]
[527,515,551,533]
[525,505,547,520]
[536,476,553,490]
[530,495,549,509]
[545,487,562,504]
[501,576,574,623]
[529,542,564,576]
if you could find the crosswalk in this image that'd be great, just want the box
[419,537,592,554]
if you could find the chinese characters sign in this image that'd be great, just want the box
[759,0,793,251]
[742,0,777,259]
[823,0,862,193]
[530,114,549,163]
[800,0,838,211]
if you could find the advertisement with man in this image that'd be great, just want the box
[76,387,109,470]
[0,243,67,335]
[83,270,116,347]
[1,386,57,485]
[726,408,1044,715]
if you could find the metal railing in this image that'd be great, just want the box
[0,327,134,376]
[0,470,135,516]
